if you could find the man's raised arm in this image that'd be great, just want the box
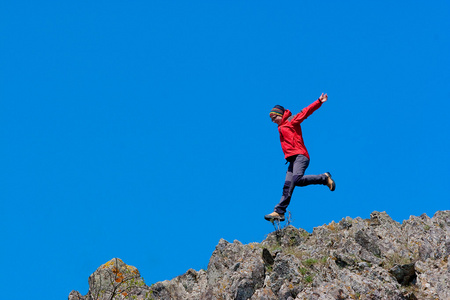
[291,93,327,125]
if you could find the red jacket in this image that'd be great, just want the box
[278,99,323,159]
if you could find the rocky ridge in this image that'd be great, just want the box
[69,211,450,299]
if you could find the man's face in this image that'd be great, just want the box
[270,114,282,125]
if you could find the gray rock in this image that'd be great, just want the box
[68,291,84,300]
[354,229,381,257]
[70,211,450,300]
[202,239,265,299]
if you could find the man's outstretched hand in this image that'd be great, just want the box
[319,93,328,103]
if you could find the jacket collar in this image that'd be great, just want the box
[279,109,292,125]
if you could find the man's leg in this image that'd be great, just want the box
[274,160,297,215]
[269,155,333,220]
[292,155,328,187]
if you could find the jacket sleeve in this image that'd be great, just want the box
[290,99,323,125]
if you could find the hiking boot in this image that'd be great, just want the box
[324,172,336,191]
[264,211,285,222]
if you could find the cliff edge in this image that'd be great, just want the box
[69,211,450,299]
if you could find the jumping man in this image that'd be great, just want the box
[265,93,335,222]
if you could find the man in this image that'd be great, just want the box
[265,93,335,222]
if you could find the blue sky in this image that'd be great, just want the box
[1,1,449,299]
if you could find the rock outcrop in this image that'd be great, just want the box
[69,258,151,300]
[70,211,450,299]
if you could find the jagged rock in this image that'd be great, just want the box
[263,225,310,248]
[70,211,450,300]
[250,287,277,300]
[150,268,207,300]
[203,239,265,300]
[267,253,303,297]
[354,229,381,257]
[415,258,450,299]
[68,291,84,300]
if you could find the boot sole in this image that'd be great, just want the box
[264,215,285,222]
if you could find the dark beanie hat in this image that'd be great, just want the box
[270,105,285,117]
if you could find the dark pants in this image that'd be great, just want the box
[274,155,327,214]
